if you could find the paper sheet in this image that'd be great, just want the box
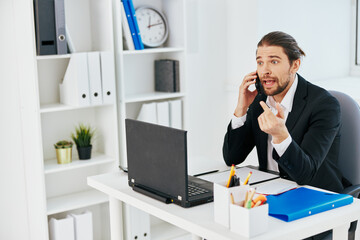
[198,166,279,185]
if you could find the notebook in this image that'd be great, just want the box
[267,187,353,222]
[125,119,214,208]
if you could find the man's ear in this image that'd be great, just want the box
[290,59,301,73]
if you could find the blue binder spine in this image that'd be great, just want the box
[288,196,353,221]
[122,0,140,50]
[267,187,354,222]
[127,0,144,50]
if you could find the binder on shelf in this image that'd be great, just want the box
[156,101,170,127]
[87,52,103,105]
[60,53,90,106]
[65,24,76,53]
[169,100,182,129]
[120,2,135,51]
[125,205,151,240]
[122,0,140,50]
[155,60,180,92]
[267,187,353,222]
[54,0,67,54]
[127,0,144,50]
[137,102,157,124]
[49,216,75,240]
[33,0,57,55]
[69,211,93,240]
[100,52,116,104]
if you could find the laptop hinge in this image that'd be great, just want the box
[133,185,172,204]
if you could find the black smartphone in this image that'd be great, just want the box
[255,73,264,95]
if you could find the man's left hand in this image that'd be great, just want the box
[258,101,289,144]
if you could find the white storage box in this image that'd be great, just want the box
[213,181,249,228]
[230,202,268,237]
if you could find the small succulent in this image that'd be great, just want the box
[71,124,95,148]
[54,140,73,149]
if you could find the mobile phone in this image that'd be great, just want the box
[255,73,264,95]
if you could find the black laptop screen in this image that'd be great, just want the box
[125,119,188,201]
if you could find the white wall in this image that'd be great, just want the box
[186,0,230,172]
[257,0,352,82]
[186,0,353,171]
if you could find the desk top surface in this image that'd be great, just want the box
[88,170,360,240]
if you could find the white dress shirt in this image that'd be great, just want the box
[231,75,298,172]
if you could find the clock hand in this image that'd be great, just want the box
[147,16,151,29]
[148,22,162,27]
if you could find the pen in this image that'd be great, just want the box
[253,200,262,207]
[243,190,249,207]
[244,188,256,209]
[246,200,252,209]
[226,164,235,188]
[193,169,219,177]
[243,171,253,185]
[251,194,267,208]
[230,193,235,204]
[248,188,256,203]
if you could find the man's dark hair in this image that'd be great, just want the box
[257,31,306,65]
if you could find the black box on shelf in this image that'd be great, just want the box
[155,59,180,92]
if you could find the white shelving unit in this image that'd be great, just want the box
[30,0,187,238]
[112,0,188,239]
[31,0,119,239]
[113,0,187,169]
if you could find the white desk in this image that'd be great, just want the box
[88,171,360,240]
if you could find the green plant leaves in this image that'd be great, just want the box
[54,140,73,149]
[71,123,95,147]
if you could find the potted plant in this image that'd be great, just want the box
[71,123,95,160]
[54,140,73,164]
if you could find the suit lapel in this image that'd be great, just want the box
[286,74,308,132]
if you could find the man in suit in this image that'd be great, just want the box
[223,31,350,193]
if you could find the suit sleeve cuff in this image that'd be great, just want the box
[231,114,247,129]
[272,135,292,157]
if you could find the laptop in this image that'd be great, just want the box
[125,119,213,208]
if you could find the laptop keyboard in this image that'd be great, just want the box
[188,183,210,197]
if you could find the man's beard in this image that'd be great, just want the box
[263,74,291,96]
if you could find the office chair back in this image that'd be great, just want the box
[329,90,360,186]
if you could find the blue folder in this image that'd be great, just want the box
[267,187,353,222]
[127,0,144,50]
[122,0,140,50]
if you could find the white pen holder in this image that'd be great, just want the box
[213,181,249,228]
[230,201,268,237]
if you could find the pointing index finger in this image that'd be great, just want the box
[259,101,270,112]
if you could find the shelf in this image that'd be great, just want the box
[151,222,191,240]
[40,103,113,113]
[125,92,186,103]
[44,153,115,175]
[47,189,108,215]
[123,47,185,55]
[36,54,71,60]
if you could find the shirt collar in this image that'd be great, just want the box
[266,74,298,113]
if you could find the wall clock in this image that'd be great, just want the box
[136,6,169,47]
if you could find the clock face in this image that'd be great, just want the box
[136,7,168,47]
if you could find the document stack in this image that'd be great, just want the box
[124,205,151,240]
[33,0,67,55]
[137,100,182,129]
[60,52,116,107]
[49,211,93,240]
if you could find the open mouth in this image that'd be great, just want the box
[262,79,276,88]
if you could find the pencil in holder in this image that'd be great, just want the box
[229,201,268,237]
[213,181,249,228]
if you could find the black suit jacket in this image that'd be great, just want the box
[223,74,346,193]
